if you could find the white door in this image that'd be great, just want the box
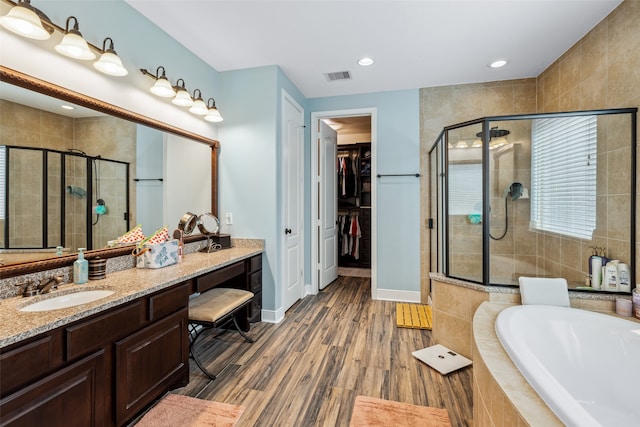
[282,93,304,312]
[319,121,338,289]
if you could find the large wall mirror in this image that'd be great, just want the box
[0,66,219,278]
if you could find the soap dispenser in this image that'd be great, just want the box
[74,248,89,285]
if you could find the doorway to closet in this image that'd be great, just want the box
[311,108,376,296]
[331,118,372,278]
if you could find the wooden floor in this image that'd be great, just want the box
[173,276,473,426]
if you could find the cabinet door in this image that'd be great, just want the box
[114,308,188,426]
[0,350,106,427]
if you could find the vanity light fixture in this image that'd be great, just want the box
[188,89,208,115]
[93,37,128,76]
[204,98,223,122]
[60,105,74,110]
[139,67,224,122]
[0,0,53,40]
[171,79,193,107]
[54,16,95,60]
[142,66,175,97]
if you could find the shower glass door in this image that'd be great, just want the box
[446,123,483,283]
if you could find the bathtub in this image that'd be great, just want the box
[496,305,640,427]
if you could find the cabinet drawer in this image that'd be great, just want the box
[249,270,262,293]
[149,282,190,321]
[0,331,63,395]
[114,308,188,425]
[196,261,244,293]
[65,301,144,361]
[248,254,262,273]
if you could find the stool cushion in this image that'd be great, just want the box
[189,288,254,323]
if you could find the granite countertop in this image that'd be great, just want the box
[0,245,262,348]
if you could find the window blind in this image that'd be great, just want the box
[448,163,482,215]
[530,115,597,239]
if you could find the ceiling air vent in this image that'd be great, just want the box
[325,71,351,82]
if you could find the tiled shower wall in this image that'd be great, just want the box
[420,0,640,296]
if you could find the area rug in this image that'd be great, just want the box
[396,303,432,330]
[349,396,451,427]
[135,394,245,427]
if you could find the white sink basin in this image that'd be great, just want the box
[19,290,115,312]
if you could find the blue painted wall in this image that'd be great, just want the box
[5,0,423,310]
[308,90,421,293]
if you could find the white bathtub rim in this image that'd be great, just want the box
[496,306,601,427]
[496,305,639,427]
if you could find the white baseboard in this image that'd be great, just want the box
[374,288,421,303]
[261,307,285,323]
[303,283,314,297]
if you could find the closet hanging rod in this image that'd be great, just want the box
[377,173,420,178]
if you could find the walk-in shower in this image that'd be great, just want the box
[0,146,130,252]
[428,108,637,293]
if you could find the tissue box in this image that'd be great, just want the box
[135,239,179,269]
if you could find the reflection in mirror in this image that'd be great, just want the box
[437,108,636,293]
[0,67,218,279]
[0,81,153,266]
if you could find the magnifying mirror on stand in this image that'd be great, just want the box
[196,213,222,253]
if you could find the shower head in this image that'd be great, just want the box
[67,148,87,156]
[476,127,510,139]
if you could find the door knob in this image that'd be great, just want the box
[285,228,292,234]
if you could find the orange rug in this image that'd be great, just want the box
[349,395,451,427]
[135,394,245,427]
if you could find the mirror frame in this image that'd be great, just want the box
[0,65,219,278]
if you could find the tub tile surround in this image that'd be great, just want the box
[431,273,633,359]
[0,238,263,347]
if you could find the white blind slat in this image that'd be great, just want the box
[530,116,597,239]
[448,163,482,215]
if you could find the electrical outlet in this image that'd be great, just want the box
[225,213,233,225]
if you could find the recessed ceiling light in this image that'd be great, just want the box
[489,59,508,68]
[61,105,75,110]
[358,57,374,66]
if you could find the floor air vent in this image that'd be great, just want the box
[325,71,351,81]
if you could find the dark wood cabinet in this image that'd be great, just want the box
[246,254,262,322]
[0,254,262,426]
[0,281,190,427]
[0,350,106,427]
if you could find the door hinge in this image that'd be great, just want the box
[428,218,434,229]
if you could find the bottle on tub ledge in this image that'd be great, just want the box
[589,247,603,290]
[602,259,619,292]
[618,263,631,292]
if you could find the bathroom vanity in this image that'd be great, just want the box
[0,245,263,426]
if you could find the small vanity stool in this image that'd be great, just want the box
[188,287,255,380]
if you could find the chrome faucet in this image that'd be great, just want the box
[37,276,63,294]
